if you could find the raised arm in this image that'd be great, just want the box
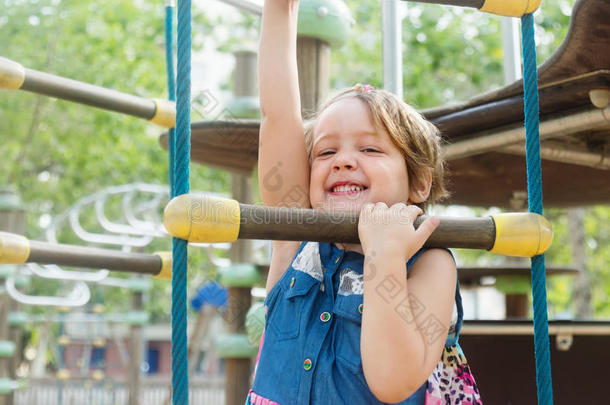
[258,0,310,209]
[258,0,311,293]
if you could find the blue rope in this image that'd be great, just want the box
[172,0,191,403]
[165,3,177,197]
[521,13,554,405]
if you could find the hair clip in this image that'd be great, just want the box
[353,83,375,93]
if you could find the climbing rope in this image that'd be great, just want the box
[165,0,176,197]
[162,2,554,405]
[166,0,190,403]
[520,12,554,405]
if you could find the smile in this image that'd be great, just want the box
[330,185,368,195]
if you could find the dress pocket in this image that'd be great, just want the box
[266,268,319,341]
[333,293,364,374]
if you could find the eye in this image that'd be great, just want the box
[318,150,335,156]
[362,148,380,153]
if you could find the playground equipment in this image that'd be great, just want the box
[428,0,610,208]
[161,0,560,403]
[4,0,598,403]
[163,194,553,257]
[7,290,152,405]
[0,184,183,405]
[403,0,541,17]
[0,184,177,310]
[421,1,610,402]
[0,179,241,402]
[0,57,175,128]
[0,232,171,278]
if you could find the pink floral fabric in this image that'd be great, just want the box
[425,344,482,404]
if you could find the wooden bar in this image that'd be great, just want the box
[0,57,174,127]
[26,241,163,276]
[238,204,496,250]
[403,0,484,9]
[21,69,156,120]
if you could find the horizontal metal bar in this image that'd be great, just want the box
[444,105,610,160]
[238,204,496,250]
[165,195,553,256]
[502,141,610,170]
[1,57,175,127]
[21,68,156,120]
[403,0,484,9]
[217,0,262,15]
[28,240,163,276]
[461,321,610,335]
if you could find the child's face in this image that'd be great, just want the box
[309,97,415,213]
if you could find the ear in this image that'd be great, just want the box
[408,169,432,204]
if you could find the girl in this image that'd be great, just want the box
[248,1,481,404]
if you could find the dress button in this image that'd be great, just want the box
[320,312,331,322]
[303,358,313,371]
[334,256,340,264]
[358,304,364,314]
[290,277,295,288]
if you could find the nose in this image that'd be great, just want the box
[332,150,357,171]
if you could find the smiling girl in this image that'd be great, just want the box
[247,1,482,404]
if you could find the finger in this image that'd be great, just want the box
[403,205,423,222]
[413,216,440,245]
[373,202,388,211]
[390,202,408,211]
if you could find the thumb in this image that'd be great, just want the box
[414,216,440,246]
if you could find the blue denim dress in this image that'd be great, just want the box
[248,241,466,405]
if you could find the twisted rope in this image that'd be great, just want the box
[165,2,176,197]
[171,0,191,403]
[521,13,554,405]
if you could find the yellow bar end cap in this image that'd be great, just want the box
[480,0,542,17]
[0,232,30,264]
[154,251,172,280]
[163,194,241,243]
[489,212,553,257]
[149,98,176,128]
[0,57,26,90]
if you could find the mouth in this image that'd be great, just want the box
[328,182,368,196]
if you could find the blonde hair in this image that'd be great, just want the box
[304,87,449,208]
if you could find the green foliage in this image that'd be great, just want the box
[585,207,610,317]
[333,1,576,108]
[0,0,230,320]
[1,0,607,327]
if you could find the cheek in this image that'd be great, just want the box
[310,161,325,177]
[309,165,324,193]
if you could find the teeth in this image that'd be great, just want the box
[332,185,363,193]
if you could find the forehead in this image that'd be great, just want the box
[315,97,374,133]
[313,97,383,142]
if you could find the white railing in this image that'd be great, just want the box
[15,376,226,405]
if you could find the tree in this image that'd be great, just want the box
[1,0,230,319]
[2,0,607,323]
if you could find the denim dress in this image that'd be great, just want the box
[247,242,481,405]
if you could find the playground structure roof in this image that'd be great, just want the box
[160,0,609,208]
